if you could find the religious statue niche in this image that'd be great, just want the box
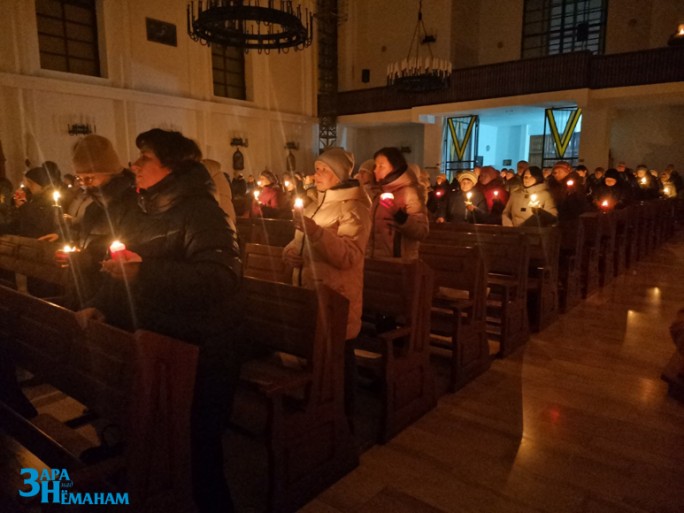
[233,148,244,171]
[285,141,299,173]
[230,137,248,171]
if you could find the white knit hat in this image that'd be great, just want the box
[316,148,355,182]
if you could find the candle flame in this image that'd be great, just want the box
[53,191,61,203]
[494,190,499,196]
[109,240,126,254]
[380,192,395,201]
[640,177,647,185]
[567,180,574,187]
[253,190,260,200]
[601,200,609,207]
[466,192,473,199]
[284,180,291,188]
[293,197,304,209]
[530,194,538,202]
[61,245,76,253]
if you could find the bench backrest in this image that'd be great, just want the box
[363,258,434,354]
[236,218,295,247]
[244,243,292,284]
[418,243,486,309]
[243,276,349,405]
[0,235,68,287]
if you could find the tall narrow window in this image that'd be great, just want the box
[522,0,607,59]
[212,45,246,100]
[35,0,100,77]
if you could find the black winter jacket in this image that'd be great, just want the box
[90,161,243,369]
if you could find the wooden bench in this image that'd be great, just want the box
[430,223,560,332]
[0,285,198,511]
[611,207,629,277]
[596,211,616,287]
[244,243,291,284]
[356,258,436,442]
[426,228,530,357]
[418,243,490,391]
[232,277,357,513]
[236,218,295,248]
[0,234,70,298]
[557,219,584,312]
[579,213,602,298]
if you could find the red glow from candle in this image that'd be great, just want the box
[109,240,126,254]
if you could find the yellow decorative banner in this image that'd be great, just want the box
[546,108,582,158]
[447,116,477,161]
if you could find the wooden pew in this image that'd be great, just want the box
[557,219,584,312]
[244,243,291,284]
[356,258,436,442]
[418,243,490,391]
[611,208,629,277]
[596,211,616,287]
[624,205,640,269]
[236,218,295,248]
[426,228,530,357]
[430,223,560,332]
[0,234,69,297]
[232,277,357,513]
[579,213,601,298]
[0,285,198,512]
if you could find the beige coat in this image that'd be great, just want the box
[368,170,429,259]
[502,182,558,227]
[283,185,371,339]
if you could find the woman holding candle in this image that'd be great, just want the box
[591,168,630,211]
[436,170,488,224]
[477,166,509,223]
[76,128,243,513]
[282,147,371,426]
[368,147,428,259]
[502,166,558,227]
[250,169,289,219]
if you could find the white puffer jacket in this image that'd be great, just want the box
[283,184,371,339]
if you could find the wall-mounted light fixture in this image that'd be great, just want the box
[668,23,684,46]
[67,123,94,136]
[284,141,299,150]
[230,137,248,148]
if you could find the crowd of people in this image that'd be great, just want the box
[0,129,681,513]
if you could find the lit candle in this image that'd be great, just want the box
[61,244,76,253]
[293,197,304,210]
[494,190,499,198]
[640,177,647,185]
[284,180,291,188]
[109,240,126,257]
[380,192,395,201]
[566,179,574,187]
[435,190,443,198]
[601,199,609,209]
[465,191,473,205]
[253,190,260,201]
[529,193,539,207]
[52,190,61,206]
[664,186,671,196]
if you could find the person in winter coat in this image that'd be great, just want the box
[436,170,488,224]
[548,161,588,222]
[591,169,631,210]
[251,170,289,219]
[502,166,558,227]
[61,134,138,308]
[201,159,237,223]
[478,166,509,223]
[282,147,371,424]
[10,166,60,239]
[76,128,243,513]
[368,147,428,259]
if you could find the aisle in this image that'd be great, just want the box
[302,232,684,513]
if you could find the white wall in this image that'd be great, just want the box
[610,105,684,171]
[0,0,317,185]
[343,124,425,170]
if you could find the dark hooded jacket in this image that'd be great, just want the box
[90,161,243,370]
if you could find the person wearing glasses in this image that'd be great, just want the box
[61,134,137,308]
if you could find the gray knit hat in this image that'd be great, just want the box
[316,148,354,182]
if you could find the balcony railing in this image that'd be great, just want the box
[322,47,684,117]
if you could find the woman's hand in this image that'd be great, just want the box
[282,245,304,268]
[435,217,446,223]
[75,307,106,329]
[293,215,322,240]
[101,250,142,282]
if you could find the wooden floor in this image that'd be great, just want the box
[2,232,684,513]
[301,232,684,513]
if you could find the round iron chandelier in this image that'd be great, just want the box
[187,0,314,52]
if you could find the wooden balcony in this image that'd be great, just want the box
[322,47,684,117]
